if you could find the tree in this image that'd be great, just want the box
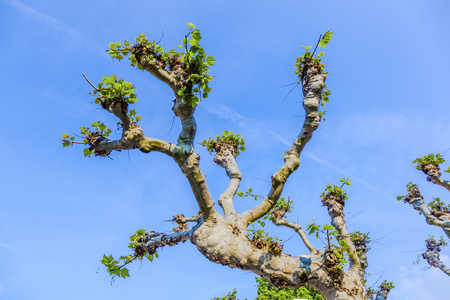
[62,24,392,300]
[398,154,450,276]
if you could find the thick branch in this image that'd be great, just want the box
[375,287,390,300]
[429,175,450,192]
[137,223,202,256]
[271,216,315,252]
[192,216,367,300]
[172,97,197,153]
[135,52,180,96]
[176,152,216,219]
[243,66,326,224]
[422,249,450,276]
[411,198,450,237]
[172,214,202,224]
[214,144,242,217]
[322,196,361,275]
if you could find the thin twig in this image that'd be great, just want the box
[156,31,165,45]
[346,211,363,222]
[281,83,299,103]
[280,236,293,244]
[311,34,322,58]
[252,176,270,183]
[276,82,298,89]
[166,115,176,137]
[60,139,87,145]
[83,74,98,91]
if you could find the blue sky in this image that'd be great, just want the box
[1,0,450,299]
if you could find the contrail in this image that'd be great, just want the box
[0,242,26,254]
[206,103,395,199]
[2,0,82,39]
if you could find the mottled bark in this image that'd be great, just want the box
[86,39,391,299]
[213,142,242,217]
[243,64,326,224]
[422,239,450,277]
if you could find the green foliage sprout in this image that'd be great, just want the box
[320,178,351,202]
[94,75,138,107]
[306,222,350,269]
[212,288,238,300]
[62,121,113,157]
[107,23,215,107]
[379,280,395,291]
[100,229,158,282]
[256,276,325,300]
[294,31,333,120]
[427,197,450,215]
[426,235,448,247]
[202,131,246,155]
[412,153,445,171]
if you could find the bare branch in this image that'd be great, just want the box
[82,73,99,91]
[321,194,361,275]
[213,144,242,217]
[243,65,326,224]
[410,197,450,236]
[60,139,87,145]
[422,239,450,276]
[271,217,315,252]
[429,175,450,192]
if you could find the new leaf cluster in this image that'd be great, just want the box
[108,23,215,107]
[294,31,333,119]
[412,153,450,173]
[202,131,246,155]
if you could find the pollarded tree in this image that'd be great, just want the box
[62,24,392,300]
[398,154,450,276]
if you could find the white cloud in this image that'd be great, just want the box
[2,0,82,39]
[390,255,450,299]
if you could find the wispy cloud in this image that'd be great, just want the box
[390,256,450,299]
[207,103,394,198]
[2,0,82,39]
[0,242,25,254]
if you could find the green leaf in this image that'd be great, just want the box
[98,123,107,132]
[136,116,142,122]
[120,268,129,278]
[62,133,70,139]
[147,254,154,262]
[206,56,216,66]
[323,224,334,231]
[83,148,92,157]
[338,240,348,247]
[190,38,199,47]
[127,97,138,104]
[318,31,333,48]
[187,22,196,29]
[62,141,71,147]
[302,46,312,49]
[191,29,201,41]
